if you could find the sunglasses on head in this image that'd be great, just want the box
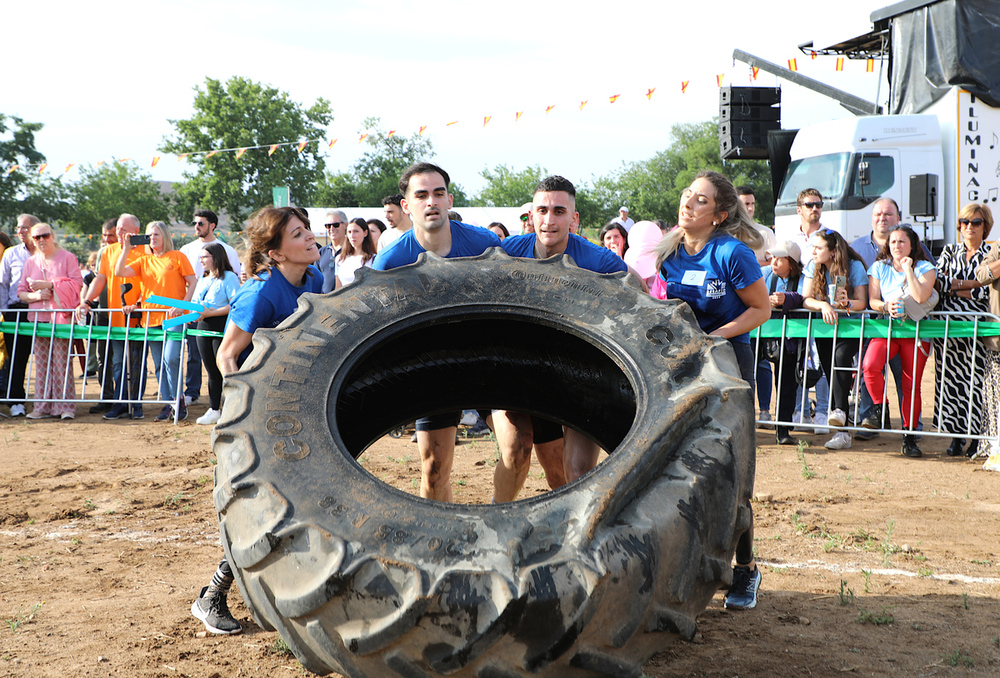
[959,218,984,227]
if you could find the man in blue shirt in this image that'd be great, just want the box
[494,176,632,502]
[372,162,501,502]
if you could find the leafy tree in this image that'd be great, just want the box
[352,118,434,207]
[0,114,46,227]
[65,162,171,234]
[313,170,359,209]
[473,164,547,207]
[15,174,75,225]
[160,77,332,227]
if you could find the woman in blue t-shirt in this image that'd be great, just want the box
[863,226,937,458]
[801,229,869,450]
[191,242,240,426]
[192,206,321,637]
[654,170,770,612]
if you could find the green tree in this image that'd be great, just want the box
[65,162,171,234]
[160,77,332,227]
[0,114,46,227]
[15,174,75,225]
[473,164,547,207]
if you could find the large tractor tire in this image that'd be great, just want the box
[212,249,755,677]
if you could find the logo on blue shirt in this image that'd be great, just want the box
[706,279,727,299]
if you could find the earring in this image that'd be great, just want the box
[712,222,718,226]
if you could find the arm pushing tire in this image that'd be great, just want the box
[213,248,756,677]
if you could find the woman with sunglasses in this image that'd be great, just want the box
[863,225,937,458]
[936,205,993,457]
[17,223,83,419]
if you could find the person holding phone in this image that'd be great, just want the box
[800,229,868,450]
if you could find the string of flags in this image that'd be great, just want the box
[2,54,882,176]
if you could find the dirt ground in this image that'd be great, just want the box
[1,367,999,677]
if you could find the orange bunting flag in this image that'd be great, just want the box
[810,51,817,60]
[151,157,160,168]
[788,59,798,71]
[866,58,874,72]
[836,57,844,71]
[579,100,588,111]
[387,130,396,138]
[752,67,760,80]
[268,144,278,156]
[358,134,368,144]
[205,151,218,159]
[96,160,106,167]
[235,148,247,159]
[419,126,427,135]
[446,121,459,126]
[515,111,523,122]
[545,105,555,114]
[118,158,131,163]
[64,163,75,173]
[609,94,620,104]
[483,116,491,127]
[327,139,337,148]
[716,74,724,87]
[681,81,689,93]
[646,88,655,100]
[297,141,308,153]
[176,155,186,162]
[5,165,18,175]
[37,163,47,174]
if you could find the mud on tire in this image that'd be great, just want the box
[213,249,755,677]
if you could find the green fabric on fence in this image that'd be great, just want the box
[0,321,224,341]
[754,318,1000,340]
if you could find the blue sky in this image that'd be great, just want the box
[4,0,890,197]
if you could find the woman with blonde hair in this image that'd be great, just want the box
[17,223,83,419]
[116,221,196,422]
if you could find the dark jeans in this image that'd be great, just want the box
[2,304,33,405]
[815,337,861,414]
[196,316,228,410]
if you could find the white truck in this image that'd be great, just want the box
[772,88,1000,251]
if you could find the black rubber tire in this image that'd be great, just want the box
[213,249,755,677]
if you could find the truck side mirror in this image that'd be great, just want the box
[858,161,871,187]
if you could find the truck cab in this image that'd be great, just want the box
[773,115,945,248]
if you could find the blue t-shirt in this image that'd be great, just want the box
[229,266,323,337]
[804,258,868,319]
[372,221,501,270]
[192,270,241,312]
[657,234,762,343]
[501,233,628,274]
[762,265,804,294]
[868,258,936,301]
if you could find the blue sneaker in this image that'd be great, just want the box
[724,566,761,610]
[103,404,129,420]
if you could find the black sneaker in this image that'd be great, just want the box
[177,403,188,421]
[155,405,173,422]
[776,428,796,446]
[901,435,923,458]
[89,403,112,414]
[103,405,129,420]
[724,565,762,610]
[131,406,145,420]
[861,404,883,430]
[191,586,242,635]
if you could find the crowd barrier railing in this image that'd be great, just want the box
[752,309,1000,456]
[0,305,223,424]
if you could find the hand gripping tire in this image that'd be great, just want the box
[213,249,755,678]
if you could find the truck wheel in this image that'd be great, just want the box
[213,249,755,677]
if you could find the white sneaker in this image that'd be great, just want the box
[828,409,847,427]
[758,411,774,430]
[824,431,852,449]
[459,410,479,426]
[9,404,25,417]
[813,412,830,434]
[196,409,221,426]
[792,412,811,431]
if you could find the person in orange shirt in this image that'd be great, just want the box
[115,221,196,422]
[77,214,147,419]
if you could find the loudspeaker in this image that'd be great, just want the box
[719,87,780,160]
[909,174,938,218]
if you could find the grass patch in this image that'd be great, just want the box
[796,441,817,480]
[5,602,43,633]
[856,606,895,626]
[838,580,855,606]
[941,649,974,668]
[268,636,294,657]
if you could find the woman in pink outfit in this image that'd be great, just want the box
[17,223,83,419]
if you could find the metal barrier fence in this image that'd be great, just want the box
[0,306,222,424]
[752,309,1000,456]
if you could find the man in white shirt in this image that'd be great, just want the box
[611,205,635,232]
[376,194,412,252]
[791,188,824,267]
[178,209,241,405]
[737,185,777,265]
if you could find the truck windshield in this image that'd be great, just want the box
[777,153,851,205]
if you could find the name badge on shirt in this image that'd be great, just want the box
[681,270,707,286]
